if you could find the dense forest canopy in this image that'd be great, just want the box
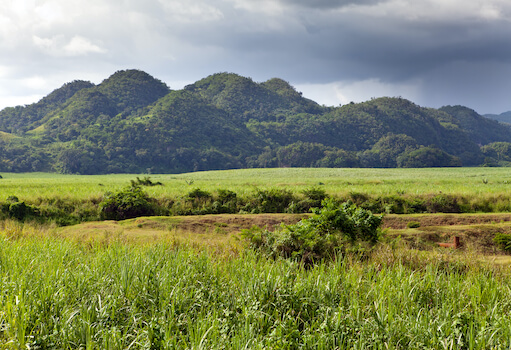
[1,69,510,174]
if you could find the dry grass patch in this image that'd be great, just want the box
[383,213,511,229]
[55,214,308,253]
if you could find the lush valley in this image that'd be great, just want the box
[1,69,511,173]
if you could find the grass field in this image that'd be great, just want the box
[0,229,510,349]
[2,168,511,348]
[1,167,511,201]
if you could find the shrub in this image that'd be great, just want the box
[8,201,38,221]
[99,185,157,220]
[250,188,296,213]
[494,233,511,252]
[296,186,328,212]
[212,189,238,214]
[130,176,163,187]
[217,189,237,203]
[242,199,383,266]
[426,194,460,213]
[186,188,212,200]
[302,186,327,203]
[349,191,370,205]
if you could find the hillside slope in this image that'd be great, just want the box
[0,70,510,173]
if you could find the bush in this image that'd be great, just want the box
[130,176,163,187]
[7,195,19,203]
[186,188,212,200]
[249,188,296,213]
[242,199,383,266]
[212,189,238,214]
[99,185,157,220]
[8,201,38,221]
[426,194,460,213]
[302,186,327,203]
[494,233,511,252]
[296,186,328,212]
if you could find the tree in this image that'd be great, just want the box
[397,146,461,168]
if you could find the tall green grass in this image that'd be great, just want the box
[0,230,510,349]
[2,168,511,224]
[2,167,511,201]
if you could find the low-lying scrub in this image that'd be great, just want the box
[3,182,511,226]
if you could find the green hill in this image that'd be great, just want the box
[185,73,325,122]
[96,69,170,115]
[0,80,94,133]
[1,70,511,173]
[484,111,511,124]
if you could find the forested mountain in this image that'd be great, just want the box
[0,69,510,174]
[485,111,511,124]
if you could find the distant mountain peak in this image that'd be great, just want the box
[484,111,511,124]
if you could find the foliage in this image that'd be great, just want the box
[481,142,511,166]
[242,199,383,265]
[1,71,510,173]
[7,201,38,221]
[493,233,511,252]
[397,146,462,168]
[439,105,511,146]
[362,133,419,167]
[425,194,461,213]
[99,185,158,220]
[130,176,163,187]
[249,188,297,213]
[186,188,212,199]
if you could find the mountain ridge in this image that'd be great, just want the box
[1,69,510,173]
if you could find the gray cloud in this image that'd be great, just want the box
[278,0,386,9]
[1,0,511,113]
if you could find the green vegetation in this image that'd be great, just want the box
[2,168,511,226]
[494,233,511,252]
[242,199,382,265]
[1,168,511,348]
[1,70,510,173]
[99,185,160,221]
[0,229,510,348]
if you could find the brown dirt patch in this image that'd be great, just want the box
[383,213,511,229]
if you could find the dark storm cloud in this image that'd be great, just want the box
[2,0,511,112]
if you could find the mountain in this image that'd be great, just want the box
[439,106,511,145]
[484,111,511,124]
[184,73,325,122]
[0,80,94,134]
[96,69,170,115]
[1,69,511,173]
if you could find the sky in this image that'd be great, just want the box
[1,0,511,114]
